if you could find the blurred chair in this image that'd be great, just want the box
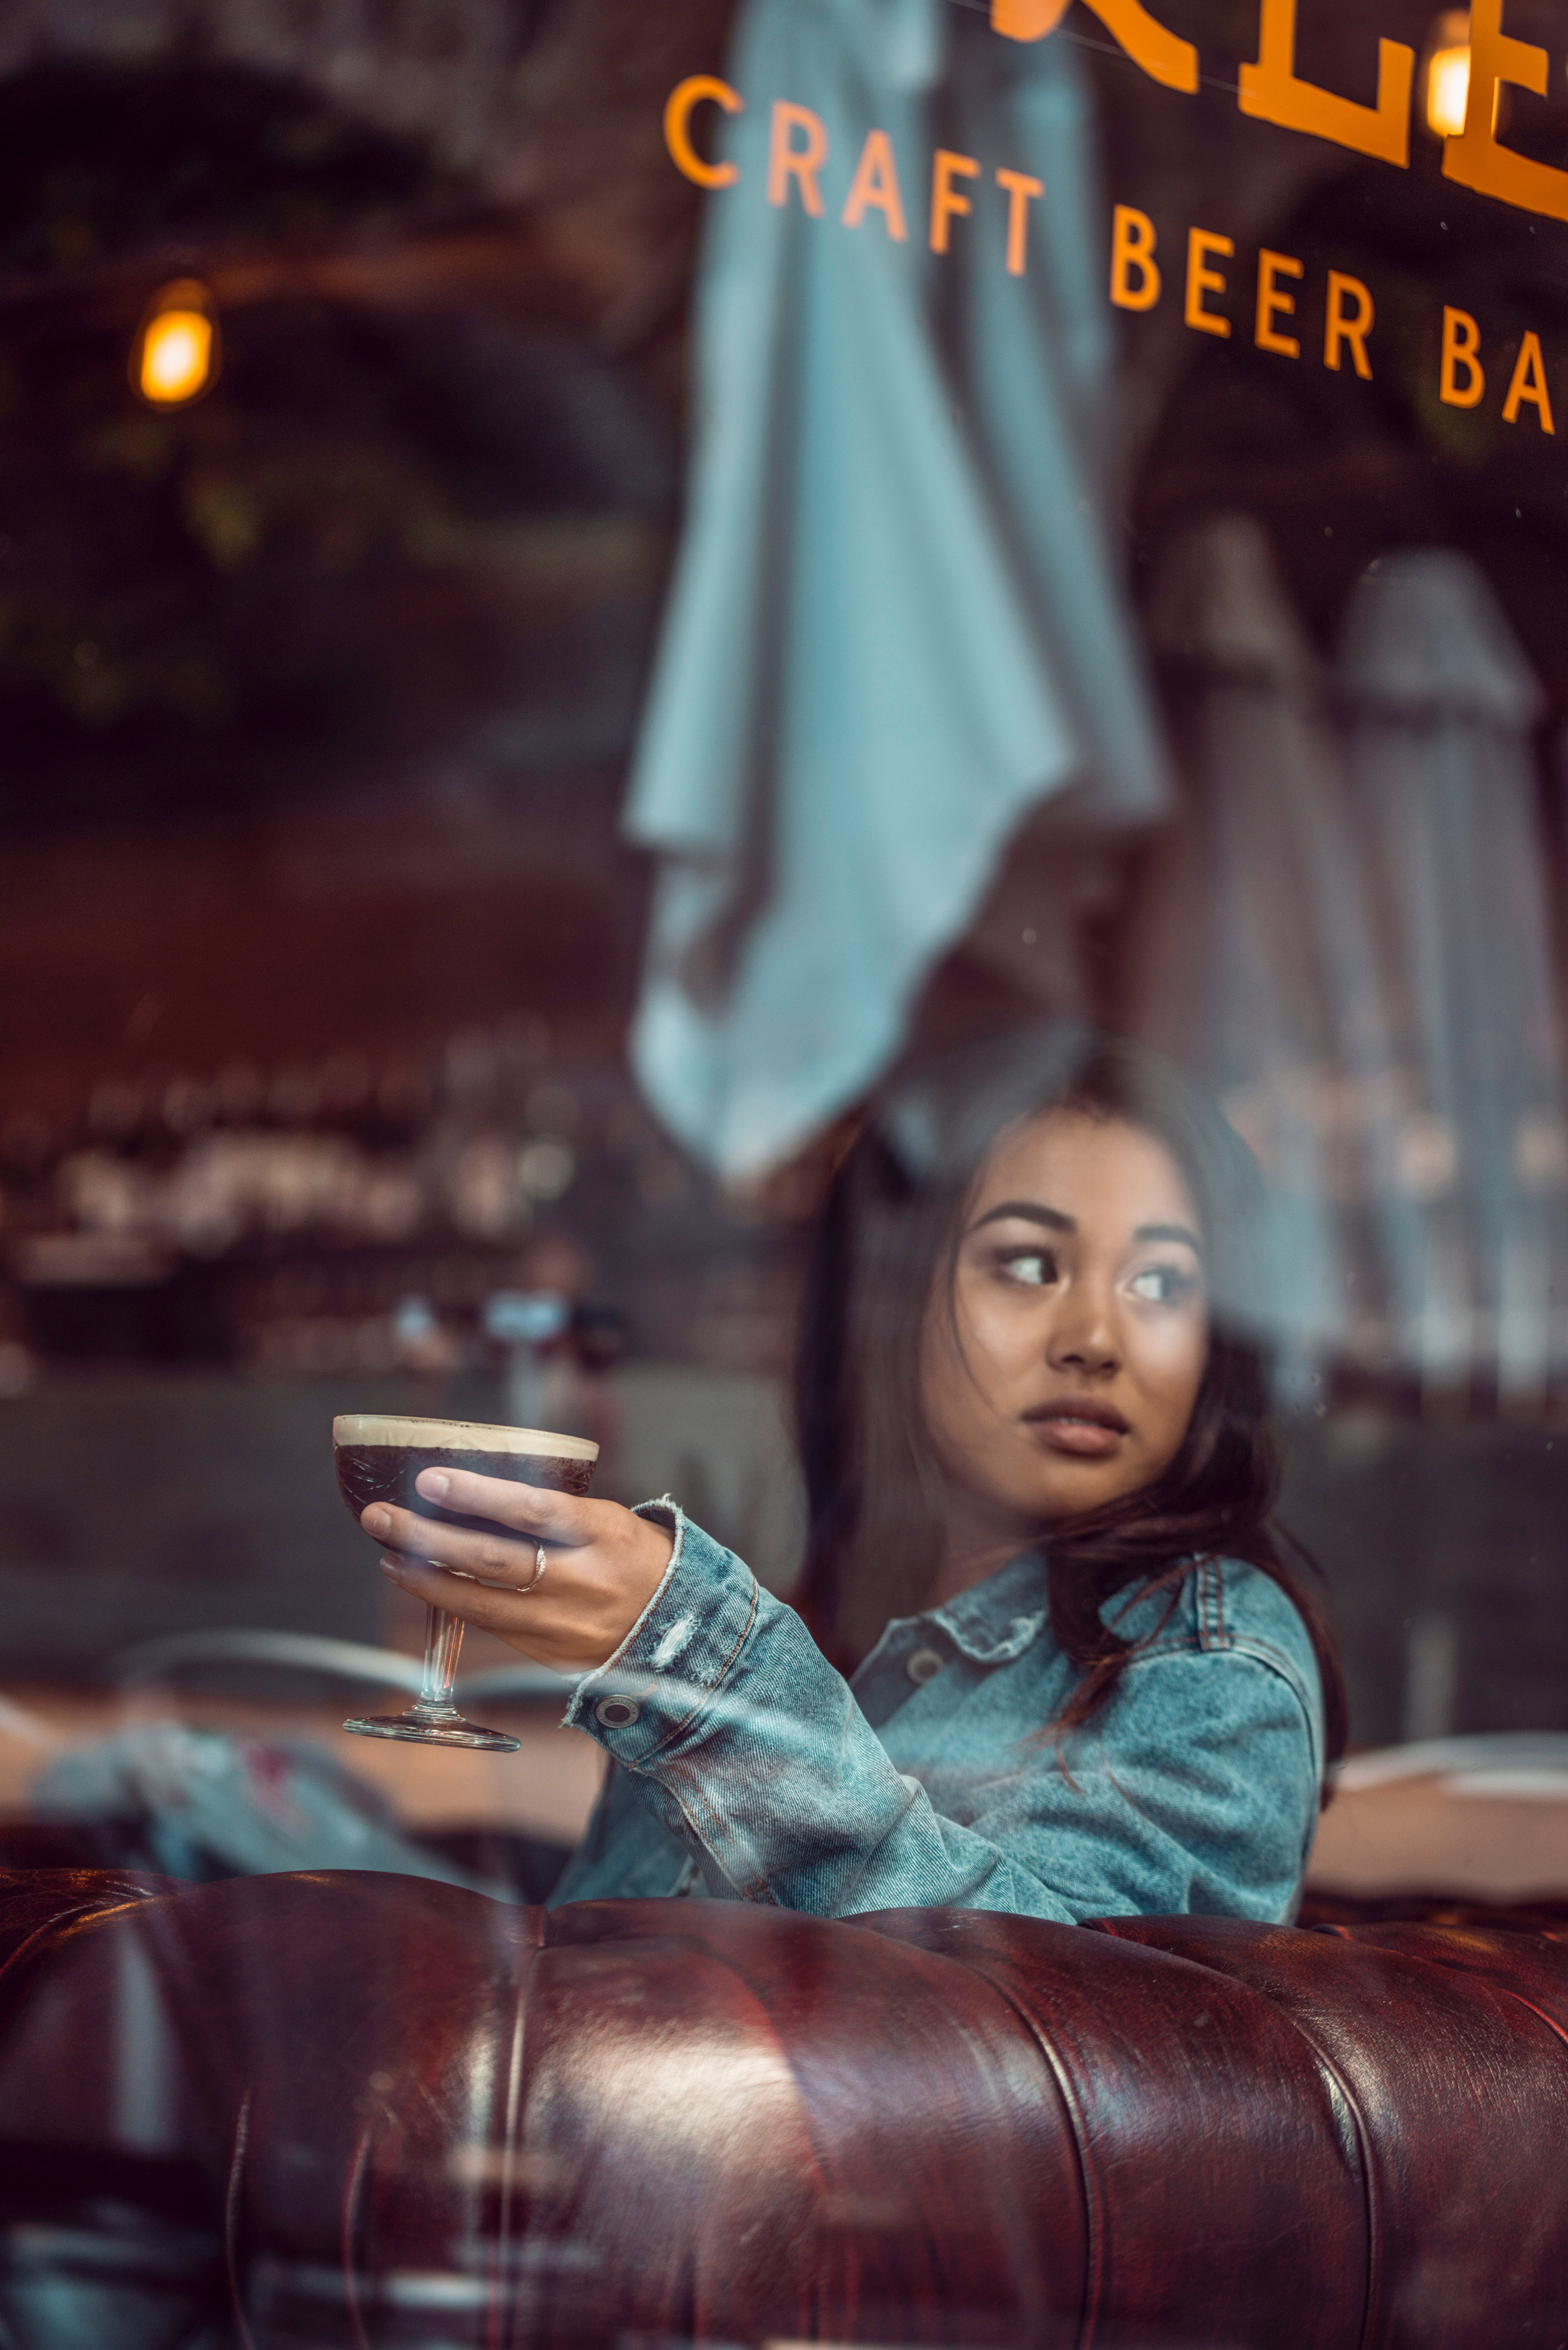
[114,1626,565,1704]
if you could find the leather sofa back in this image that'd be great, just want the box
[2,1867,1565,2347]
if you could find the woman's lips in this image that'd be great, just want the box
[1023,1403,1129,1459]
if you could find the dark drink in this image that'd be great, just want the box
[333,1413,599,1750]
[335,1415,597,1529]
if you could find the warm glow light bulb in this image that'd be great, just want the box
[135,284,217,408]
[1427,43,1471,138]
[1426,13,1472,139]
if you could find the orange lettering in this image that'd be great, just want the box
[1444,0,1568,227]
[1185,228,1233,337]
[996,168,1044,277]
[1255,249,1303,356]
[842,130,908,240]
[1239,0,1413,169]
[1110,206,1161,311]
[991,0,1071,34]
[664,76,743,189]
[993,0,1197,96]
[1503,332,1555,433]
[1324,272,1374,377]
[1440,307,1485,408]
[930,149,982,254]
[768,101,827,215]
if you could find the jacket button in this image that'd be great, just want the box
[906,1647,944,1686]
[595,1696,641,1728]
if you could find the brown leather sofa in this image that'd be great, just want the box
[1,1865,1565,2348]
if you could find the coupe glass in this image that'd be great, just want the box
[333,1412,598,1750]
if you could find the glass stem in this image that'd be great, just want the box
[417,1604,465,1716]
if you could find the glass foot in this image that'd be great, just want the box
[343,1711,521,1752]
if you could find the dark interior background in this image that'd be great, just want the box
[0,0,1563,1748]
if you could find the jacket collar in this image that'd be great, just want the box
[923,1548,1049,1664]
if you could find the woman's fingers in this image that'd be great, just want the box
[361,1501,539,1584]
[414,1466,586,1541]
[382,1551,539,1628]
[380,1548,638,1670]
[361,1481,603,1577]
[365,1487,675,1671]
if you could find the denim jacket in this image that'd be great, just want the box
[550,1501,1324,1925]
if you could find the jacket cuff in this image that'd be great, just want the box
[563,1501,758,1761]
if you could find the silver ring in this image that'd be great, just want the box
[518,1543,547,1596]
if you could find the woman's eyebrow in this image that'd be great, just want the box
[969,1204,1204,1253]
[1135,1221,1202,1251]
[969,1201,1074,1234]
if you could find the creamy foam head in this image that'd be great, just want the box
[333,1414,598,1461]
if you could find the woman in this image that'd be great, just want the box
[363,1029,1343,1923]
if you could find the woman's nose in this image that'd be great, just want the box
[1046,1288,1120,1375]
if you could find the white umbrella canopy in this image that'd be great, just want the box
[1337,549,1566,1406]
[1128,512,1416,1388]
[624,0,1169,1182]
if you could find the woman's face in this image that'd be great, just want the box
[919,1108,1209,1545]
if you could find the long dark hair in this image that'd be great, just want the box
[792,1026,1347,1778]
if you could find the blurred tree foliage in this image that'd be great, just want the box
[0,61,673,835]
[0,62,443,272]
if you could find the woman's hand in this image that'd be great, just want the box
[363,1468,675,1671]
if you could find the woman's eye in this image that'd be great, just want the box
[1127,1263,1195,1305]
[999,1249,1054,1288]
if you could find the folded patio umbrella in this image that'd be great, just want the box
[625,0,1169,1179]
[1337,549,1566,1404]
[1129,512,1416,1387]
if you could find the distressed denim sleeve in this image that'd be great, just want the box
[563,1506,1320,1924]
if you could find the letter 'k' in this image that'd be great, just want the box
[991,0,1197,94]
